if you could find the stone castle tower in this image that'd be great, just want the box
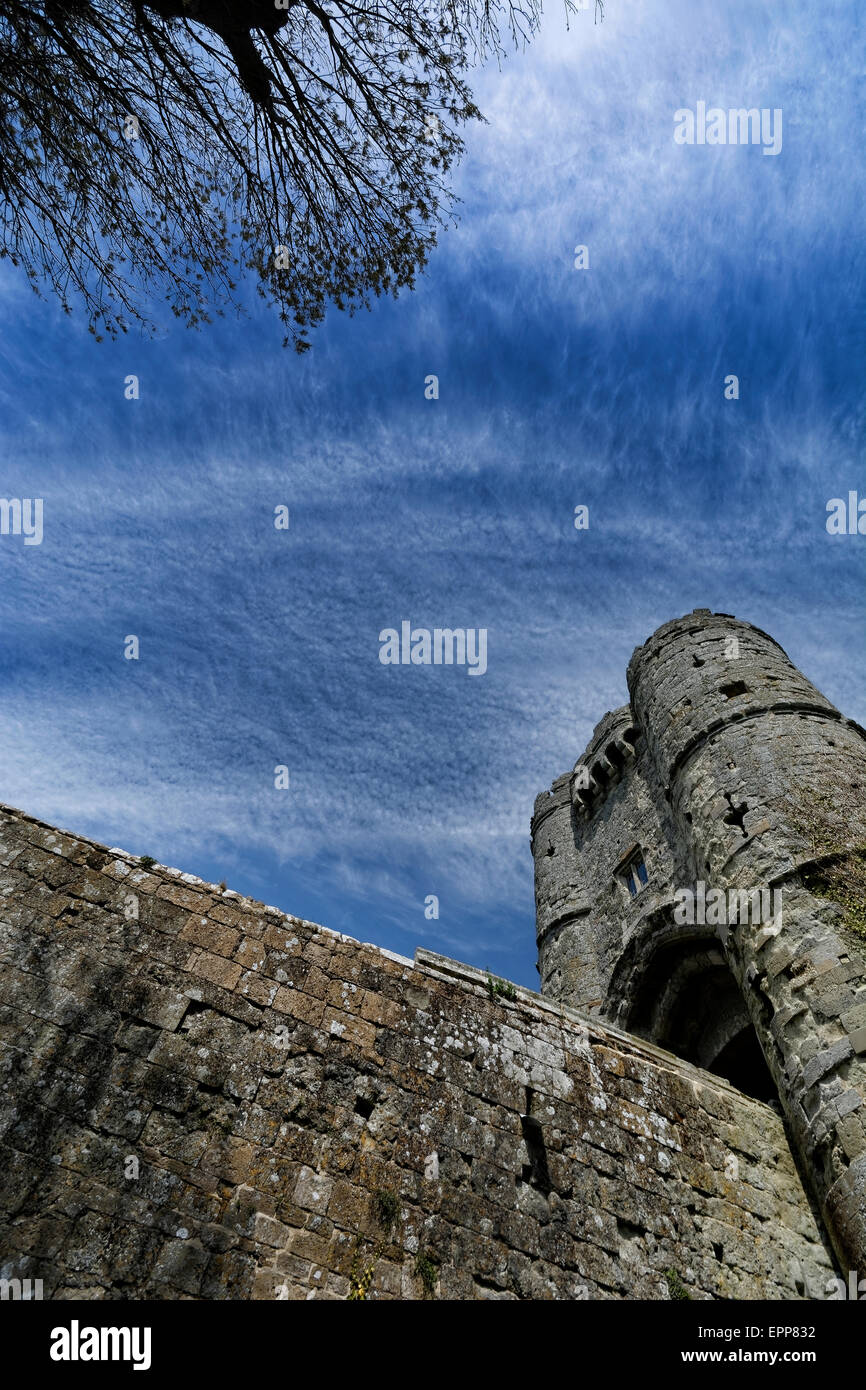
[0,606,863,1300]
[531,609,866,1280]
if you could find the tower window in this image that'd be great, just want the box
[621,851,648,898]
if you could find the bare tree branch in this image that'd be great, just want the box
[0,0,601,349]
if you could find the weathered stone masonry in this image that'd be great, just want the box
[532,609,866,1283]
[0,804,835,1299]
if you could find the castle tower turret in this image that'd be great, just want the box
[532,609,866,1279]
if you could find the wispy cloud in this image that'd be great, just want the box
[0,0,862,986]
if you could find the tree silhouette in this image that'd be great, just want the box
[0,0,601,349]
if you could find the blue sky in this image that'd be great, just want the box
[0,0,863,989]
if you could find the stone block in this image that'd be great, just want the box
[293,1167,333,1215]
[179,915,240,959]
[188,951,243,991]
[801,1038,854,1090]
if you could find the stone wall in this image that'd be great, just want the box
[0,805,835,1300]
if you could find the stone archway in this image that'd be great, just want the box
[606,921,777,1104]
